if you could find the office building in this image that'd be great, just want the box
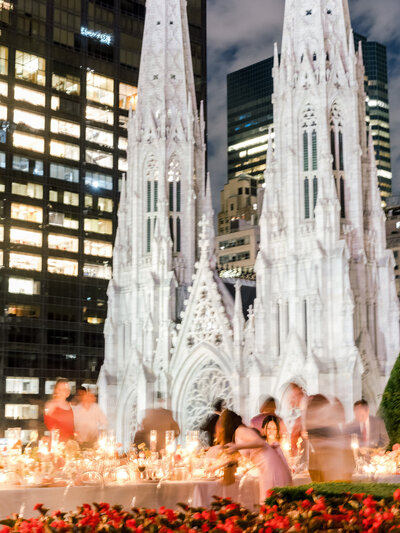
[227,33,392,200]
[0,0,206,439]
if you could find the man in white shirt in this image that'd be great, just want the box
[72,388,107,447]
[346,399,389,449]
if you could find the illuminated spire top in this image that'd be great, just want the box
[136,0,198,120]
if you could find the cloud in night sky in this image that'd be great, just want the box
[206,0,400,212]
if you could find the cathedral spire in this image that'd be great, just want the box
[136,0,198,124]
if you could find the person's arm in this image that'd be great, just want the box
[225,426,267,454]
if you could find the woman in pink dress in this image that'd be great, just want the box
[220,410,292,503]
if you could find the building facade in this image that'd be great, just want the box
[227,31,392,200]
[0,0,206,439]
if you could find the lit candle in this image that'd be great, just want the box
[150,430,157,453]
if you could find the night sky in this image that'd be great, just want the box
[206,0,400,213]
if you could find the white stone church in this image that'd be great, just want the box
[98,0,399,449]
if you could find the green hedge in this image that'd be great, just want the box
[273,482,400,501]
[380,353,400,447]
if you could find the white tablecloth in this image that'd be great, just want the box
[0,473,324,519]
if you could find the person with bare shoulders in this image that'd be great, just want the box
[221,410,292,502]
[44,378,74,441]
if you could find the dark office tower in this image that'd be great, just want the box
[227,35,391,201]
[355,33,392,201]
[227,57,274,182]
[0,0,206,439]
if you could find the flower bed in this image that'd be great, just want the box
[2,485,400,532]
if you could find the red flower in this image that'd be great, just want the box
[0,527,10,533]
[301,499,311,509]
[394,488,400,501]
[201,524,210,532]
[50,519,70,530]
[265,490,274,498]
[33,504,43,511]
[305,487,314,495]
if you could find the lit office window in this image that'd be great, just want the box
[85,171,112,190]
[52,73,80,95]
[0,225,3,241]
[119,82,137,110]
[83,263,111,280]
[86,148,113,169]
[86,317,104,325]
[51,118,80,138]
[84,194,93,207]
[13,155,43,175]
[118,158,128,172]
[0,178,4,192]
[98,197,113,212]
[48,211,79,230]
[14,109,45,130]
[51,96,60,110]
[0,104,6,120]
[86,105,113,125]
[50,163,79,183]
[13,132,44,153]
[84,239,112,257]
[0,152,5,168]
[48,257,78,276]
[50,140,80,161]
[11,203,43,223]
[0,250,2,266]
[86,126,113,148]
[6,303,40,318]
[64,190,79,206]
[48,233,79,253]
[15,51,45,85]
[6,377,39,394]
[8,276,40,295]
[86,72,113,106]
[5,404,39,420]
[84,218,112,235]
[14,85,45,106]
[10,227,42,247]
[12,182,43,199]
[118,137,128,151]
[0,46,8,75]
[0,80,7,96]
[9,252,42,271]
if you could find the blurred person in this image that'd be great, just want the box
[44,378,74,441]
[305,394,352,482]
[220,410,292,502]
[262,414,282,445]
[346,399,389,449]
[199,398,226,447]
[70,386,87,406]
[134,406,180,452]
[250,397,287,434]
[288,383,307,454]
[73,389,107,447]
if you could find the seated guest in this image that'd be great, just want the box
[346,399,389,449]
[199,398,226,447]
[44,378,74,441]
[250,397,287,434]
[73,389,107,447]
[262,414,282,445]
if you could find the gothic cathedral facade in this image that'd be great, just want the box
[99,0,399,448]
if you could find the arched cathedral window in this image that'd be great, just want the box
[168,155,181,254]
[145,155,159,253]
[330,102,345,218]
[301,104,317,219]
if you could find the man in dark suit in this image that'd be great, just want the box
[346,399,389,449]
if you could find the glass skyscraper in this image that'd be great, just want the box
[0,0,206,439]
